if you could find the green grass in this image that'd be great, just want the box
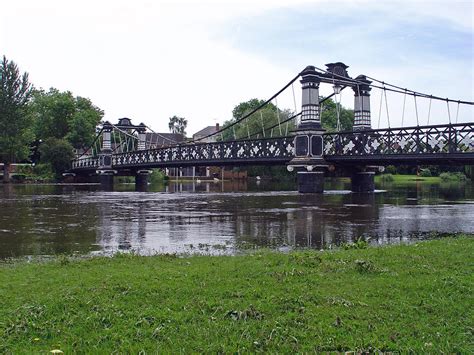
[1,237,472,353]
[375,174,441,183]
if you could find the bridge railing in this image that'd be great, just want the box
[111,136,296,167]
[323,123,474,157]
[71,156,100,169]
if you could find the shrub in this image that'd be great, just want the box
[385,165,398,174]
[420,168,432,177]
[39,138,74,179]
[379,173,394,182]
[440,172,467,182]
[150,169,167,184]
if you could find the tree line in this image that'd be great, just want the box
[0,56,103,182]
[1,55,356,183]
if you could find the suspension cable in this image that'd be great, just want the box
[427,95,432,125]
[75,126,104,159]
[446,99,452,124]
[260,111,266,137]
[377,86,384,129]
[186,71,303,144]
[384,88,391,127]
[401,89,407,127]
[312,65,474,105]
[365,75,474,105]
[455,101,460,123]
[414,94,419,126]
[275,97,282,135]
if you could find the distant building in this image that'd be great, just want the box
[145,132,185,148]
[192,123,220,143]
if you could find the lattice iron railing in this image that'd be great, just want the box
[323,123,474,157]
[72,136,295,170]
[71,123,474,171]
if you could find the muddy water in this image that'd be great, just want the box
[0,179,473,258]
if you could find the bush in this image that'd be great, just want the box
[39,138,74,179]
[439,172,467,182]
[385,165,398,175]
[379,173,394,182]
[150,169,167,184]
[419,168,432,177]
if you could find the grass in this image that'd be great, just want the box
[375,174,441,183]
[0,237,472,353]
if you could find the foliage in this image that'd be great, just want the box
[221,99,294,141]
[384,165,398,175]
[39,138,75,178]
[149,168,167,184]
[419,168,432,177]
[221,97,353,142]
[0,56,34,182]
[0,237,472,352]
[168,115,187,135]
[320,97,354,132]
[31,88,103,150]
[439,172,467,182]
[341,237,369,250]
[379,173,394,182]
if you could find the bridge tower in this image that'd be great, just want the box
[353,75,372,131]
[97,121,115,189]
[351,75,376,192]
[288,65,327,193]
[135,122,151,191]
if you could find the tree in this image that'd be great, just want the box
[39,138,75,179]
[221,98,295,141]
[168,115,187,135]
[31,89,103,150]
[0,56,33,183]
[320,97,354,132]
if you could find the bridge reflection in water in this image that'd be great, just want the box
[1,181,473,258]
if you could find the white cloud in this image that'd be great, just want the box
[1,0,472,135]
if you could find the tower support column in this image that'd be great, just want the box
[135,170,151,191]
[351,171,375,192]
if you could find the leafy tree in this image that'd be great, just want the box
[0,56,33,183]
[31,88,103,149]
[39,138,75,178]
[320,97,354,132]
[221,99,294,141]
[168,115,187,135]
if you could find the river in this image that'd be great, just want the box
[0,178,473,258]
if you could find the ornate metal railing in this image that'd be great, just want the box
[323,123,474,158]
[113,136,295,168]
[71,123,474,171]
[71,156,100,169]
[72,136,295,170]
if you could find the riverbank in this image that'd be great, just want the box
[1,237,472,353]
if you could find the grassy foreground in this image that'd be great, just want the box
[1,238,472,353]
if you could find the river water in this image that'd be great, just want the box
[0,179,473,258]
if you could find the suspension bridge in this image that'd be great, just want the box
[70,62,474,193]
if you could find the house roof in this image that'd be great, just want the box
[193,125,219,138]
[145,132,185,147]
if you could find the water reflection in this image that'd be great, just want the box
[0,179,473,258]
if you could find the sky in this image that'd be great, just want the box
[1,0,473,135]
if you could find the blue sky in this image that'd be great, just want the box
[1,0,472,133]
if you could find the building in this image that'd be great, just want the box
[192,123,220,143]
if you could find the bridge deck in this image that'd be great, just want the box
[71,123,474,173]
